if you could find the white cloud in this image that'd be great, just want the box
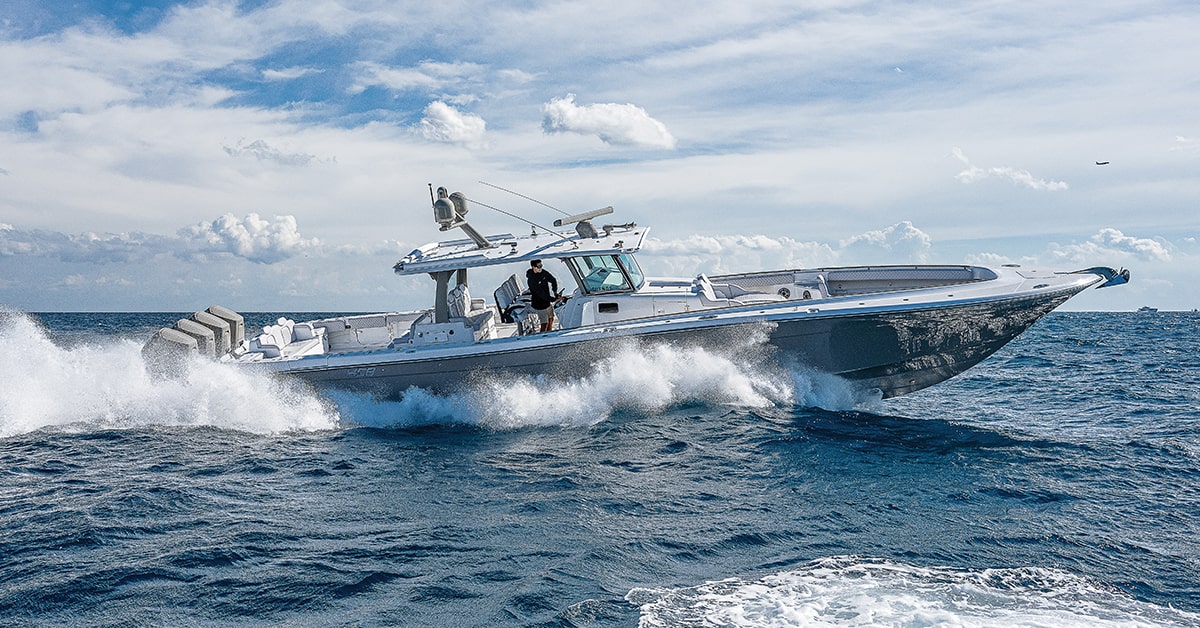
[838,221,932,262]
[642,234,834,276]
[496,68,537,84]
[179,213,321,264]
[1048,228,1172,264]
[419,101,487,147]
[349,60,486,95]
[3,1,1199,311]
[1091,228,1172,261]
[951,147,1068,191]
[1171,135,1199,156]
[348,62,439,94]
[0,227,170,263]
[542,94,676,149]
[641,222,934,275]
[223,139,317,166]
[964,252,1024,266]
[645,234,823,256]
[0,1,336,119]
[0,213,324,266]
[262,66,322,81]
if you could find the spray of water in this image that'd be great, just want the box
[1,310,878,437]
[0,311,339,438]
[334,339,880,430]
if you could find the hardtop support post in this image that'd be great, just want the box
[431,270,455,323]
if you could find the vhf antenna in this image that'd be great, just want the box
[464,196,568,238]
[479,181,571,217]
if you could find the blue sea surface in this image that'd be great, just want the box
[1,310,1198,626]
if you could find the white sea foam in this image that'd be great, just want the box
[1,310,877,437]
[627,556,1199,627]
[333,340,878,430]
[0,311,339,437]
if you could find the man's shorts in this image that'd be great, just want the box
[535,306,553,324]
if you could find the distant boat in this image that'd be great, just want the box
[1138,306,1158,313]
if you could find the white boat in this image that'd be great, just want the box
[144,186,1130,399]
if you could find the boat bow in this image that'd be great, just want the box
[1075,266,1131,289]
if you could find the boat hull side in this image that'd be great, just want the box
[767,290,1077,398]
[277,287,1083,400]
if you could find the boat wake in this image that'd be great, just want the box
[330,340,880,430]
[0,311,339,438]
[626,556,1200,627]
[1,311,878,437]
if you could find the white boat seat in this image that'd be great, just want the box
[447,283,471,319]
[249,333,283,358]
[465,309,496,341]
[247,318,328,358]
[705,279,787,303]
[438,282,498,341]
[693,273,741,308]
[275,317,295,342]
[447,284,489,317]
[293,322,319,340]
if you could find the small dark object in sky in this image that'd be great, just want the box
[1096,161,1110,165]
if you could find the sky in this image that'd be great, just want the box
[1,0,1197,313]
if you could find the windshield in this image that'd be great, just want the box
[570,255,634,294]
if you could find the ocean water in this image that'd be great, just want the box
[1,309,1198,627]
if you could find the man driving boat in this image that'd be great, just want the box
[526,259,564,332]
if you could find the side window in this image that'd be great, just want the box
[617,254,645,290]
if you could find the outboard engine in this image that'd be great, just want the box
[141,327,198,379]
[206,305,245,348]
[192,310,231,354]
[174,318,215,357]
[140,305,247,379]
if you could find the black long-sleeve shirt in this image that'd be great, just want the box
[526,267,559,310]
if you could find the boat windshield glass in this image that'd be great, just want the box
[617,253,645,290]
[570,255,635,294]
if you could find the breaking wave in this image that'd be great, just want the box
[627,556,1200,627]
